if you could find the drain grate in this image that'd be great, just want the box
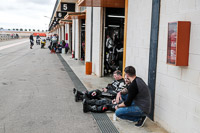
[58,54,119,133]
[92,113,119,133]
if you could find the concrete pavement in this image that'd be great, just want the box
[0,40,100,133]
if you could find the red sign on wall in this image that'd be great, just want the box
[66,33,68,40]
[167,21,191,66]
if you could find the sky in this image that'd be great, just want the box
[0,0,56,31]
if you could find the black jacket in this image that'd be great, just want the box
[124,77,151,114]
[106,78,125,95]
[29,35,34,41]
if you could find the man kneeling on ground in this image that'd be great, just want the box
[73,70,125,102]
[114,66,151,127]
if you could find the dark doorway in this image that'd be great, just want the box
[69,24,72,53]
[80,19,85,61]
[104,8,125,75]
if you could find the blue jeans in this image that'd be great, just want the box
[115,94,144,122]
[121,94,128,101]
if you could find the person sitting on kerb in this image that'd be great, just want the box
[82,75,131,113]
[73,70,125,102]
[114,66,151,127]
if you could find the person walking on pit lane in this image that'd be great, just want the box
[29,34,34,49]
[50,34,58,53]
[114,66,151,127]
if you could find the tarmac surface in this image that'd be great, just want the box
[0,39,100,133]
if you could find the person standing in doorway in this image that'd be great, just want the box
[105,35,114,74]
[106,35,114,51]
[81,41,85,60]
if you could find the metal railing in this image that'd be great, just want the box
[0,34,28,41]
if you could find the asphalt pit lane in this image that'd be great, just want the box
[18,79,26,81]
[60,68,65,71]
[2,82,8,85]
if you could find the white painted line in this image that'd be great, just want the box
[0,40,29,51]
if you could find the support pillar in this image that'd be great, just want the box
[58,27,61,43]
[65,24,69,43]
[72,19,76,58]
[61,25,65,41]
[74,19,80,60]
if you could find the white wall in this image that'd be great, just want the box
[126,0,152,82]
[56,29,59,37]
[155,0,200,133]
[85,7,92,62]
[65,24,68,43]
[74,19,80,59]
[72,3,81,59]
[92,7,103,77]
[61,25,65,41]
[85,7,102,77]
[58,27,61,42]
[72,19,75,54]
[65,23,72,51]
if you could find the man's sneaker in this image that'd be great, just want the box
[135,116,147,127]
[83,99,89,113]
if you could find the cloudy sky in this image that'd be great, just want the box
[0,0,56,31]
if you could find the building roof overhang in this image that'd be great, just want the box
[64,12,86,20]
[59,19,73,24]
[78,0,125,8]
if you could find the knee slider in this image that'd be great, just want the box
[102,105,108,111]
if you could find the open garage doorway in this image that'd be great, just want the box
[80,19,85,61]
[103,8,125,76]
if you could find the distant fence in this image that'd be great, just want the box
[0,34,29,41]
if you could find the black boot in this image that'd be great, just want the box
[75,89,84,102]
[83,104,99,113]
[83,93,90,100]
[83,99,90,113]
[73,88,84,94]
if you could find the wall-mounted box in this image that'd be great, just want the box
[167,21,191,66]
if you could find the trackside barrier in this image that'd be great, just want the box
[0,34,28,42]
